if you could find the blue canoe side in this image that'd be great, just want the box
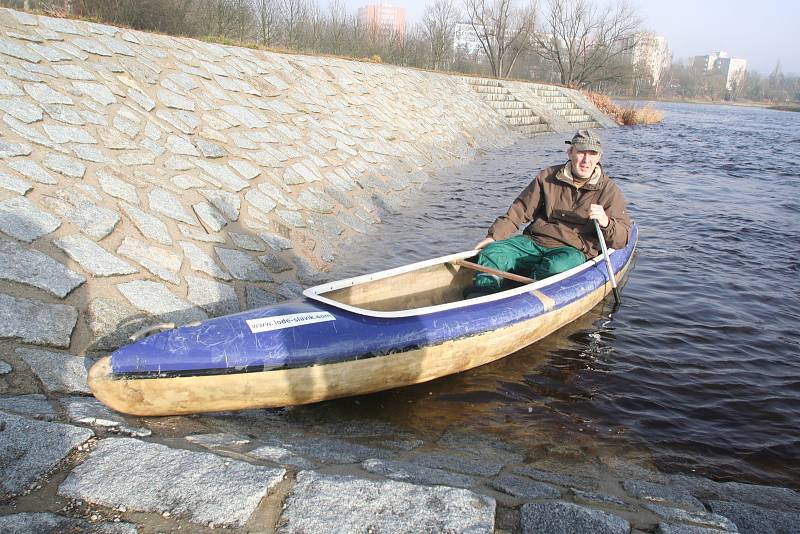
[111,224,638,376]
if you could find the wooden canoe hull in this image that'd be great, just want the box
[89,249,634,416]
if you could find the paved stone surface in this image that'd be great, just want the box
[0,293,76,347]
[572,488,628,508]
[623,479,705,511]
[248,444,315,469]
[0,394,55,420]
[655,523,736,534]
[278,471,495,534]
[246,286,278,308]
[42,152,85,177]
[117,280,207,324]
[0,513,137,534]
[491,473,561,499]
[200,189,240,221]
[186,275,239,316]
[0,196,60,242]
[215,247,272,282]
[58,438,285,527]
[17,348,93,394]
[259,231,293,251]
[61,397,151,437]
[7,158,57,184]
[362,458,478,488]
[513,465,599,491]
[0,238,84,297]
[644,503,738,532]
[148,187,197,225]
[42,187,119,240]
[0,411,93,496]
[96,170,138,203]
[54,234,137,276]
[672,474,800,511]
[119,202,172,245]
[264,436,388,465]
[117,237,182,284]
[520,501,630,534]
[180,241,230,279]
[86,297,152,351]
[185,433,251,449]
[708,500,800,534]
[0,170,31,194]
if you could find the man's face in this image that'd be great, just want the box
[569,147,601,180]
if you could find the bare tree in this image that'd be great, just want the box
[325,0,350,55]
[281,0,307,50]
[464,0,536,78]
[421,0,461,70]
[254,0,280,47]
[535,0,641,88]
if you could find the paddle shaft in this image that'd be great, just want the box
[594,219,621,306]
[454,259,535,285]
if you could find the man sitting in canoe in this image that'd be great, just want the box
[470,129,631,294]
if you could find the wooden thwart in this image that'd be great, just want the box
[453,259,534,285]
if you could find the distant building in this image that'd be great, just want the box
[630,32,672,87]
[358,3,406,37]
[693,51,747,91]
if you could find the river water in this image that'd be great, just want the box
[320,102,800,489]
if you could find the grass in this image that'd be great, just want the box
[584,92,664,125]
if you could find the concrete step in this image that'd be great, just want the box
[508,116,544,126]
[468,79,502,87]
[490,101,526,110]
[540,96,574,104]
[559,107,587,116]
[502,109,541,119]
[472,86,507,94]
[517,123,551,134]
[568,120,600,129]
[483,93,516,102]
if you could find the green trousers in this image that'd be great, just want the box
[474,235,586,290]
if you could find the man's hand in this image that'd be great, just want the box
[589,204,609,228]
[474,236,495,250]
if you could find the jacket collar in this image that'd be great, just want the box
[557,162,604,189]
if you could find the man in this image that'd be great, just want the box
[470,129,631,293]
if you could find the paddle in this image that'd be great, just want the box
[593,219,621,309]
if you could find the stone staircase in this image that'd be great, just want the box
[533,85,601,130]
[467,79,551,136]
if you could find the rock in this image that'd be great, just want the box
[192,201,227,231]
[572,489,628,508]
[520,501,630,534]
[230,232,266,252]
[180,241,230,279]
[166,134,200,156]
[96,170,138,203]
[0,512,137,534]
[491,473,561,499]
[117,280,207,324]
[54,235,137,276]
[362,458,478,488]
[259,231,293,251]
[119,202,172,245]
[298,188,336,213]
[42,152,85,177]
[195,138,226,158]
[148,188,197,225]
[117,237,182,284]
[58,438,285,527]
[17,348,93,394]
[43,123,97,144]
[0,139,33,158]
[259,252,292,273]
[0,196,60,242]
[215,248,272,282]
[185,433,251,449]
[86,297,153,351]
[671,474,800,512]
[186,276,239,316]
[24,82,72,104]
[191,159,247,191]
[623,479,704,511]
[248,445,315,469]
[42,187,119,240]
[278,471,495,534]
[0,238,84,297]
[655,523,736,534]
[513,465,599,491]
[7,159,57,184]
[0,360,10,375]
[229,159,259,179]
[246,286,278,309]
[644,503,738,532]
[200,189,240,221]
[0,394,56,420]
[61,396,151,436]
[245,188,277,213]
[0,293,76,348]
[0,411,93,496]
[0,97,43,123]
[708,500,800,534]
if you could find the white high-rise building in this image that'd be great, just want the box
[693,51,747,91]
[630,32,671,87]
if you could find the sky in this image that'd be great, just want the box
[338,0,800,75]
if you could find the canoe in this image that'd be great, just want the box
[89,223,638,416]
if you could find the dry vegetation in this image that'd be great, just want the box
[585,91,664,125]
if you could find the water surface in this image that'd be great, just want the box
[320,102,800,489]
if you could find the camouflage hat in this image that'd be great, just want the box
[566,129,602,153]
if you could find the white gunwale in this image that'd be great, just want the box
[303,247,617,318]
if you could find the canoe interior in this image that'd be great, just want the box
[320,260,476,312]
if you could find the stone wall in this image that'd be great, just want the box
[0,7,612,364]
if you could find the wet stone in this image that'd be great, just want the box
[117,237,182,284]
[120,202,172,245]
[0,97,43,122]
[62,396,151,437]
[514,465,599,491]
[0,139,33,158]
[644,503,738,532]
[279,471,495,534]
[186,276,239,316]
[0,512,137,534]
[413,452,504,477]
[0,171,32,194]
[362,458,478,488]
[520,501,630,534]
[0,411,93,496]
[180,241,230,280]
[655,523,734,534]
[249,445,314,469]
[215,248,273,282]
[0,196,60,242]
[43,152,85,177]
[573,489,628,508]
[0,238,84,297]
[338,210,374,234]
[54,234,137,276]
[149,188,197,225]
[185,433,251,449]
[671,474,800,511]
[59,438,285,527]
[0,394,56,421]
[117,280,207,324]
[709,500,800,534]
[491,473,561,499]
[623,479,704,511]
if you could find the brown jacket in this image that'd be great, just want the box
[487,163,631,258]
